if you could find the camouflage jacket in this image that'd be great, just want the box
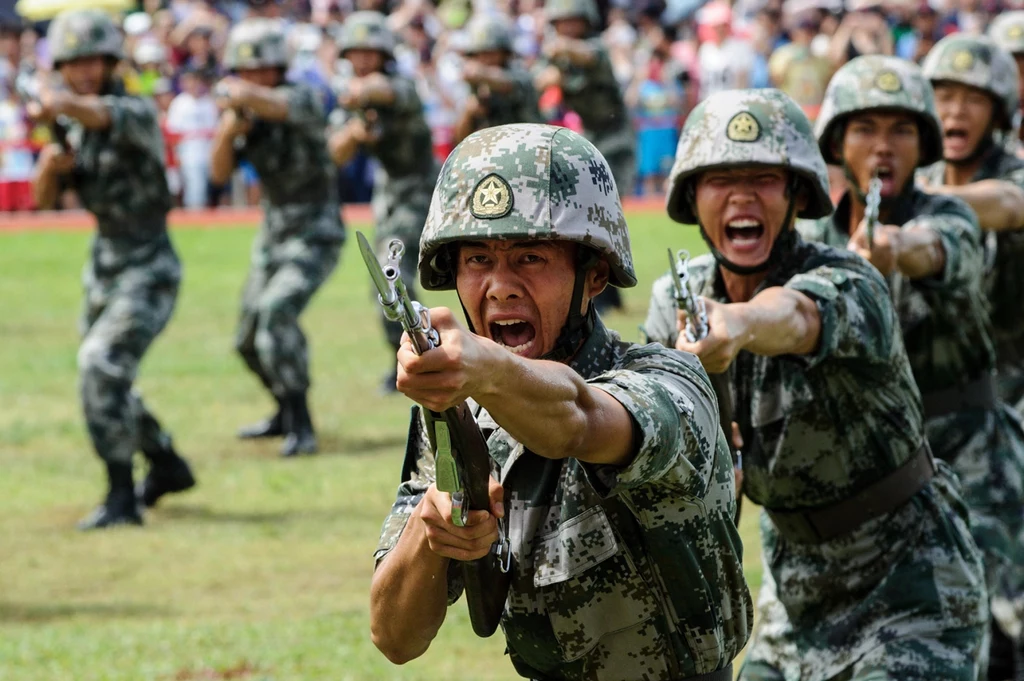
[235,83,343,242]
[375,318,752,680]
[469,63,543,133]
[918,146,1024,361]
[642,238,989,679]
[65,90,176,279]
[797,188,996,395]
[538,38,629,135]
[644,238,926,511]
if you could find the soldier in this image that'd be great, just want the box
[920,36,1024,417]
[798,55,1024,679]
[29,9,196,529]
[989,11,1024,152]
[451,14,543,146]
[370,124,752,680]
[327,11,439,393]
[210,18,345,457]
[535,0,633,312]
[644,88,989,681]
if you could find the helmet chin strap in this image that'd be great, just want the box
[687,176,800,276]
[455,247,600,364]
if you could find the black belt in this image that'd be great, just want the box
[766,445,935,545]
[921,374,998,420]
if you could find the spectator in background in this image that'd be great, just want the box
[153,77,181,207]
[167,67,218,209]
[127,40,170,96]
[896,1,943,62]
[603,5,636,90]
[0,22,21,87]
[828,0,893,68]
[769,9,833,121]
[122,11,153,69]
[749,4,787,88]
[627,23,683,195]
[0,80,34,211]
[696,1,754,98]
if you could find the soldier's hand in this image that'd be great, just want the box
[346,114,380,144]
[26,88,67,123]
[38,143,74,175]
[396,307,498,412]
[338,79,365,110]
[417,480,503,562]
[675,299,747,374]
[218,107,251,137]
[542,37,568,60]
[534,65,562,91]
[464,95,485,119]
[214,76,249,109]
[848,221,901,277]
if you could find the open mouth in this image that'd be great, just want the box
[943,126,972,156]
[725,218,764,245]
[944,126,968,141]
[489,319,537,355]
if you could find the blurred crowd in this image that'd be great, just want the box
[0,0,1019,211]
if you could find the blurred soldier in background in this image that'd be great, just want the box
[989,11,1024,155]
[29,8,196,530]
[327,11,439,393]
[646,88,989,681]
[451,13,542,145]
[801,54,1024,679]
[534,0,633,314]
[919,33,1024,681]
[211,18,344,457]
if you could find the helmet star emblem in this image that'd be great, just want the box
[471,174,513,219]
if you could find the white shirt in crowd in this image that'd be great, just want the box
[166,90,219,167]
[697,37,755,99]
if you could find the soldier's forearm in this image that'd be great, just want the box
[209,132,237,186]
[895,227,947,280]
[56,95,111,130]
[928,181,1024,232]
[472,67,514,94]
[328,129,360,166]
[359,74,397,107]
[561,40,597,68]
[237,87,289,122]
[452,109,478,147]
[31,167,61,210]
[736,288,821,358]
[369,512,450,664]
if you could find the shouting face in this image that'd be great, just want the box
[839,111,921,198]
[933,81,996,162]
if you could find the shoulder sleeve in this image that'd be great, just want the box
[642,271,680,348]
[904,193,983,293]
[585,39,617,85]
[102,95,163,160]
[389,75,421,114]
[585,345,721,499]
[284,84,325,128]
[373,407,465,605]
[783,252,899,369]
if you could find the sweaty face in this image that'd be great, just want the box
[694,166,800,270]
[455,240,607,360]
[345,48,385,77]
[934,81,995,162]
[839,111,920,198]
[552,18,588,39]
[234,67,281,88]
[59,56,109,96]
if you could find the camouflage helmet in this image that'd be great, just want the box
[665,89,832,224]
[545,0,600,26]
[461,15,514,54]
[48,9,123,67]
[419,123,636,291]
[989,11,1024,56]
[335,11,396,59]
[922,35,1019,130]
[223,18,289,70]
[815,55,943,167]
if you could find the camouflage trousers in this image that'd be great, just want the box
[235,229,341,398]
[79,241,181,465]
[371,177,432,351]
[741,466,989,681]
[927,406,1024,648]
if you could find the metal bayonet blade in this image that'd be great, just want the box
[356,231,392,300]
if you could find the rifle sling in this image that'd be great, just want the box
[921,374,997,421]
[765,443,935,545]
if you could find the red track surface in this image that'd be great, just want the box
[0,196,667,233]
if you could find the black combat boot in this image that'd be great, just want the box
[138,437,197,508]
[280,393,317,458]
[237,397,285,439]
[78,461,143,531]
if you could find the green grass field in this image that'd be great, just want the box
[0,214,762,681]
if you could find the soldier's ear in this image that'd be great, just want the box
[585,259,610,301]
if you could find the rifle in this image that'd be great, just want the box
[667,248,742,523]
[357,231,512,638]
[865,173,882,249]
[16,71,70,151]
[333,77,382,140]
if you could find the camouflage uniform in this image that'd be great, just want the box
[646,89,989,681]
[538,0,636,197]
[458,15,543,133]
[990,11,1024,159]
[376,124,752,679]
[223,20,345,414]
[45,9,195,528]
[799,55,1024,669]
[331,12,439,354]
[918,35,1024,417]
